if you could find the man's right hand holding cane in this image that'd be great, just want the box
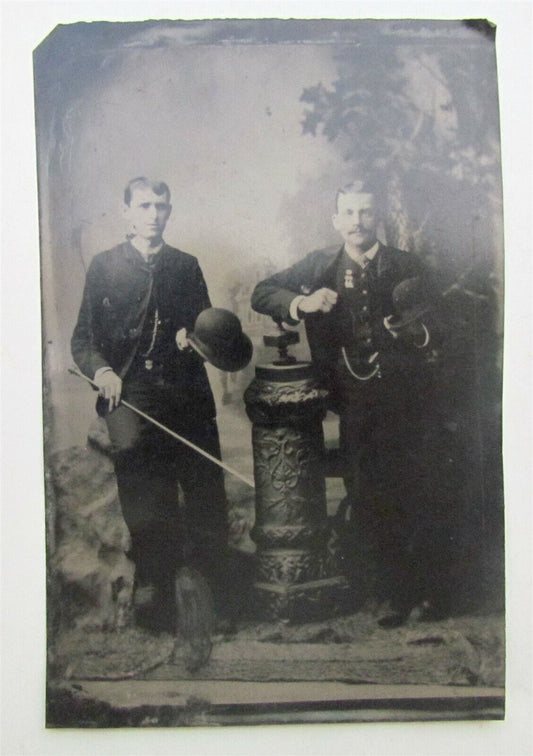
[94,367,122,411]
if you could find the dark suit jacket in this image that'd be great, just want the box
[251,242,433,383]
[71,240,216,417]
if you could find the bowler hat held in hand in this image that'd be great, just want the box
[188,308,253,372]
[388,277,431,329]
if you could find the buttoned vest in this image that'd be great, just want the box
[335,251,383,368]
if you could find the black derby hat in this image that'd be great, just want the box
[389,277,431,328]
[188,308,253,372]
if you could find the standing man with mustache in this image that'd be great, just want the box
[252,180,443,627]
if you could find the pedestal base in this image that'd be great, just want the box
[253,575,351,623]
[245,361,350,623]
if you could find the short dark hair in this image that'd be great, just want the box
[335,179,382,212]
[124,177,171,206]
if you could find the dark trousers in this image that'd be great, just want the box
[335,369,440,611]
[104,381,229,599]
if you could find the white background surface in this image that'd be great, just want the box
[1,2,532,754]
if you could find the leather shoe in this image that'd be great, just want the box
[377,608,411,629]
[410,599,449,623]
[377,598,449,629]
[133,581,176,634]
[376,598,411,629]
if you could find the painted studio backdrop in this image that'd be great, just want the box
[35,19,505,726]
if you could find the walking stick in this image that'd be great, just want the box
[68,367,255,489]
[70,366,249,669]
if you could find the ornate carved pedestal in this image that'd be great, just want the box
[244,362,349,622]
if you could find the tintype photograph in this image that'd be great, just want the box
[35,17,505,727]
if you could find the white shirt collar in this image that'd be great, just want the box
[344,240,380,266]
[130,236,163,261]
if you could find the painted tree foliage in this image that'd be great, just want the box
[300,30,502,287]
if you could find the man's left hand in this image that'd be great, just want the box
[384,316,429,347]
[176,327,189,350]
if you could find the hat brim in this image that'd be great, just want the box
[188,333,253,372]
[387,304,432,329]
